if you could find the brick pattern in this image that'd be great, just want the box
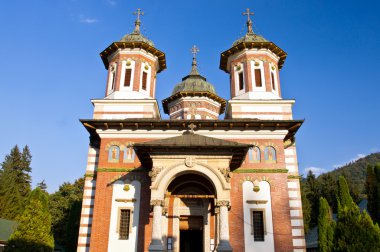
[229,52,281,97]
[169,98,221,119]
[77,147,99,252]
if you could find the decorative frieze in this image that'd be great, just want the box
[148,166,163,182]
[219,167,232,182]
[150,199,165,207]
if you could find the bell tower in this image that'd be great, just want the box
[220,9,294,120]
[93,9,166,119]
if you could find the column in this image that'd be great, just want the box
[149,199,164,252]
[216,200,232,252]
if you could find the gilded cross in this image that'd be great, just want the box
[191,45,199,59]
[188,123,197,133]
[242,8,254,22]
[133,8,144,22]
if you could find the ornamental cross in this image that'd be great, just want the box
[242,8,254,22]
[133,8,144,21]
[188,123,197,133]
[191,45,199,59]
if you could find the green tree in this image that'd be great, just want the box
[367,163,380,224]
[318,197,334,252]
[6,188,54,252]
[0,145,32,219]
[37,179,48,192]
[334,176,380,251]
[300,181,311,234]
[304,170,320,227]
[318,173,338,212]
[49,178,84,250]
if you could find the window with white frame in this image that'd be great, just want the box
[235,63,245,95]
[140,63,151,94]
[118,208,132,240]
[119,60,135,91]
[251,60,265,91]
[251,209,266,241]
[108,63,117,94]
[270,64,278,93]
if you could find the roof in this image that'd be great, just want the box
[162,91,227,115]
[133,132,251,169]
[0,219,18,243]
[100,41,166,72]
[232,33,268,46]
[220,41,287,72]
[81,118,303,150]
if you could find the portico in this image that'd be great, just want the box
[133,131,250,252]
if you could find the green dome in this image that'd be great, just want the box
[172,75,216,95]
[172,58,217,95]
[232,33,268,46]
[120,32,154,46]
[120,19,154,47]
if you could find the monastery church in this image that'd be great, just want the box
[78,8,306,252]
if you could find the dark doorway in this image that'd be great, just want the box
[180,229,203,252]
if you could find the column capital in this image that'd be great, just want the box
[216,200,231,208]
[150,199,165,207]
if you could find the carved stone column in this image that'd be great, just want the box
[149,199,165,252]
[216,200,232,252]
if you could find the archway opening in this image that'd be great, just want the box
[166,172,216,252]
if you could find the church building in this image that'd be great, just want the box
[78,8,306,252]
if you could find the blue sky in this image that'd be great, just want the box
[0,0,379,192]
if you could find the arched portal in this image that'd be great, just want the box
[166,173,217,252]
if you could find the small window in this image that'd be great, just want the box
[271,72,276,90]
[248,146,261,163]
[238,72,244,90]
[264,146,276,163]
[108,146,120,162]
[255,69,262,87]
[111,72,116,90]
[252,211,265,241]
[124,69,132,87]
[142,72,148,90]
[119,209,131,240]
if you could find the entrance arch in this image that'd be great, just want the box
[166,172,216,252]
[150,163,231,201]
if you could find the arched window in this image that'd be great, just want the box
[108,146,120,162]
[248,146,261,163]
[123,146,135,163]
[264,146,276,163]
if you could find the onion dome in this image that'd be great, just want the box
[171,55,217,95]
[162,46,226,118]
[99,9,166,72]
[220,8,287,72]
[120,9,154,46]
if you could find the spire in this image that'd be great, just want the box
[132,8,144,34]
[189,45,200,75]
[242,8,254,35]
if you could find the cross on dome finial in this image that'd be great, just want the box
[242,8,254,34]
[191,45,199,59]
[189,45,200,75]
[132,8,144,34]
[133,8,144,22]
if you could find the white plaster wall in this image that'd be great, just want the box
[243,181,275,252]
[108,180,141,252]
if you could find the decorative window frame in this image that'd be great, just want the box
[108,145,120,163]
[116,206,134,240]
[139,62,151,95]
[123,142,135,163]
[107,62,117,95]
[269,63,279,94]
[250,60,265,91]
[250,208,267,240]
[248,145,261,163]
[119,59,135,91]
[264,145,277,163]
[234,63,245,96]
